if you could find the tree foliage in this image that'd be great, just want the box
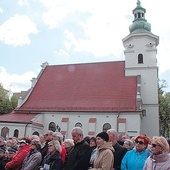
[158,80,170,138]
[0,84,18,114]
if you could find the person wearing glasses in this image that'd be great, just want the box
[123,139,134,151]
[121,134,151,170]
[143,136,170,170]
[22,140,42,170]
[40,140,62,170]
[40,131,53,161]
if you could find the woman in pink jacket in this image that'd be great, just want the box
[143,136,170,170]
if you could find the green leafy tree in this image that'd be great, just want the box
[0,84,17,114]
[158,80,170,138]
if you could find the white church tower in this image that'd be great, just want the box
[122,0,159,137]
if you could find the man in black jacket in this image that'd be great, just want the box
[107,129,127,170]
[40,130,53,161]
[63,127,91,170]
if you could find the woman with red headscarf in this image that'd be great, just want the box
[121,135,151,170]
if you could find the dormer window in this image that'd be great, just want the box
[138,53,143,64]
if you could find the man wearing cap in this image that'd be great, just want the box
[0,148,6,170]
[63,127,91,170]
[5,146,18,163]
[0,137,6,151]
[5,138,30,170]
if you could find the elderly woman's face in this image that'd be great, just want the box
[135,138,147,152]
[151,140,163,155]
[48,143,55,153]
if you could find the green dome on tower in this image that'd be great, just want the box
[129,0,151,34]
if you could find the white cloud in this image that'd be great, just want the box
[0,7,4,14]
[0,66,36,92]
[0,14,38,46]
[40,0,170,74]
[18,0,29,6]
[40,0,133,57]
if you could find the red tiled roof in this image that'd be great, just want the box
[19,61,137,112]
[0,111,38,123]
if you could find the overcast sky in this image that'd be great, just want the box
[0,0,170,93]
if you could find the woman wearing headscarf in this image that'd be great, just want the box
[121,134,151,170]
[143,136,170,170]
[89,132,114,170]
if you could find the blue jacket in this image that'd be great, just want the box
[121,148,151,170]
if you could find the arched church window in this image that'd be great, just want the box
[103,123,111,132]
[138,53,143,64]
[138,12,141,18]
[32,131,39,136]
[49,122,56,132]
[75,122,82,128]
[13,129,19,138]
[1,127,9,139]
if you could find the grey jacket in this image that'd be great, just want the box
[22,150,42,170]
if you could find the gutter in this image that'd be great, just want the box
[116,111,121,132]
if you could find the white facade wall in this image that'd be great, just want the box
[0,122,28,138]
[0,112,142,139]
[26,112,141,138]
[126,69,158,104]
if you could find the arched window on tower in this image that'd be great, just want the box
[49,122,56,132]
[75,122,82,128]
[138,12,141,18]
[13,129,19,138]
[138,53,143,64]
[103,123,111,132]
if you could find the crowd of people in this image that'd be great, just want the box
[0,128,170,170]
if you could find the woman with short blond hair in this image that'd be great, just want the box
[143,136,170,170]
[40,140,62,170]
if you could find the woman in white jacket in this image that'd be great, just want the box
[143,136,170,170]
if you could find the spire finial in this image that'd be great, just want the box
[137,0,141,6]
[129,0,151,34]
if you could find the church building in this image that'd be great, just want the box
[0,1,159,139]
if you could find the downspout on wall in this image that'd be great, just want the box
[116,111,121,132]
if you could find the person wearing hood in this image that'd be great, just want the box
[89,132,114,170]
[143,136,170,170]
